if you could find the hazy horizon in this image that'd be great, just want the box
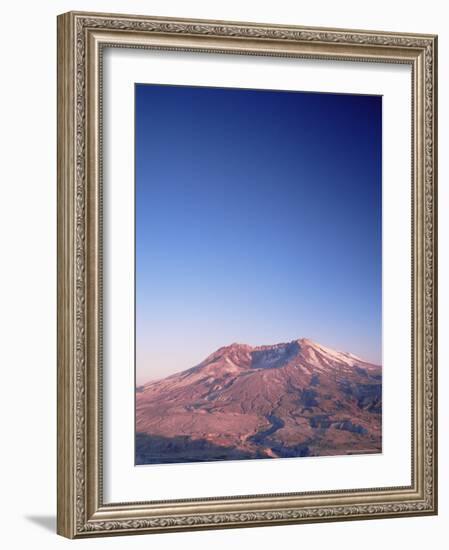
[135,84,382,385]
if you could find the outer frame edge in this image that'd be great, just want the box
[56,11,76,540]
[56,10,438,538]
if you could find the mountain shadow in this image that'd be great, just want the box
[135,432,263,465]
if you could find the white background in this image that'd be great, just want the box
[103,49,411,502]
[0,0,446,549]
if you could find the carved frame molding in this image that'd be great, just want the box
[57,11,437,538]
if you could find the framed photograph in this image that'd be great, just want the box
[57,11,438,538]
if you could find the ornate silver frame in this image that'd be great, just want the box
[57,11,438,538]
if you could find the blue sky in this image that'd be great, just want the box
[135,84,382,383]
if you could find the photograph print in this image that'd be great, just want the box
[135,83,382,466]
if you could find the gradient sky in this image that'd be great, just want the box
[135,84,382,384]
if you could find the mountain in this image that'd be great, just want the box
[136,338,382,464]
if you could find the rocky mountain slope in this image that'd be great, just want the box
[136,338,382,464]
